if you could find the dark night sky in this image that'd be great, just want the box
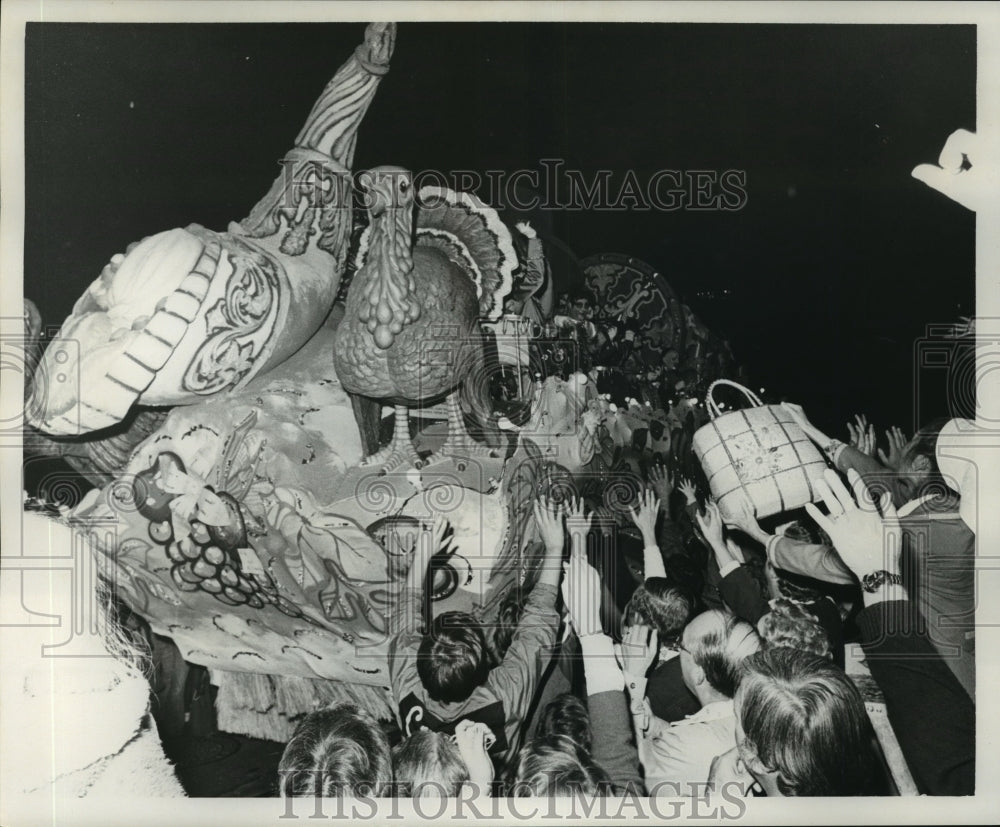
[24,22,975,434]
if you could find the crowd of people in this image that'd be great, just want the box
[277,403,976,799]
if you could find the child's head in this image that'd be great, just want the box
[278,702,392,797]
[535,693,593,753]
[511,734,610,796]
[417,612,491,704]
[391,729,469,797]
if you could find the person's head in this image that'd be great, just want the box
[536,694,593,753]
[893,419,949,506]
[623,578,694,646]
[680,609,761,703]
[278,703,392,797]
[417,612,491,704]
[757,599,832,660]
[511,735,610,796]
[391,729,468,798]
[735,648,876,796]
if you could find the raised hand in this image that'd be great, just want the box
[725,537,747,564]
[514,220,537,239]
[590,504,616,538]
[409,516,451,586]
[719,488,768,543]
[695,499,726,550]
[648,464,673,504]
[618,623,659,679]
[453,719,496,790]
[430,514,455,554]
[533,496,565,554]
[560,552,603,637]
[912,128,992,213]
[781,401,811,431]
[677,476,698,506]
[877,426,909,470]
[564,496,593,550]
[627,488,661,545]
[804,468,903,582]
[781,401,827,445]
[846,414,876,456]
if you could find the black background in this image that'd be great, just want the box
[24,22,975,435]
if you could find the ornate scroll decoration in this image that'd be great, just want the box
[183,235,282,395]
[239,147,353,260]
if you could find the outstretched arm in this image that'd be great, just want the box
[782,402,887,485]
[806,469,974,795]
[629,489,666,580]
[485,498,564,749]
[388,518,446,708]
[564,553,645,795]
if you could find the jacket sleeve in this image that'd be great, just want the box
[718,565,770,626]
[588,690,646,795]
[387,585,424,717]
[485,582,560,747]
[766,534,855,587]
[832,443,888,482]
[580,633,646,795]
[858,600,975,795]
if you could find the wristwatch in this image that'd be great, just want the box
[861,570,903,593]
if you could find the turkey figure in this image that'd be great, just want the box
[334,167,517,471]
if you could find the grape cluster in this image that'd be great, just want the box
[134,451,302,618]
[164,523,266,608]
[149,516,302,618]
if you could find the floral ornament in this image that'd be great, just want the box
[158,462,232,542]
[266,486,390,632]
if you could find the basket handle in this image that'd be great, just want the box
[705,379,763,419]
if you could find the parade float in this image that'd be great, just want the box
[24,22,754,742]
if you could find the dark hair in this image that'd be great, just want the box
[278,703,392,797]
[623,577,694,645]
[737,648,876,796]
[536,694,593,754]
[909,418,948,476]
[417,612,491,704]
[391,729,468,797]
[510,735,611,797]
[758,599,832,660]
[896,418,949,504]
[686,610,761,698]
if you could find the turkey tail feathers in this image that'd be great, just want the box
[415,186,517,321]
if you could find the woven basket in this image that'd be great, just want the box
[692,380,828,520]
